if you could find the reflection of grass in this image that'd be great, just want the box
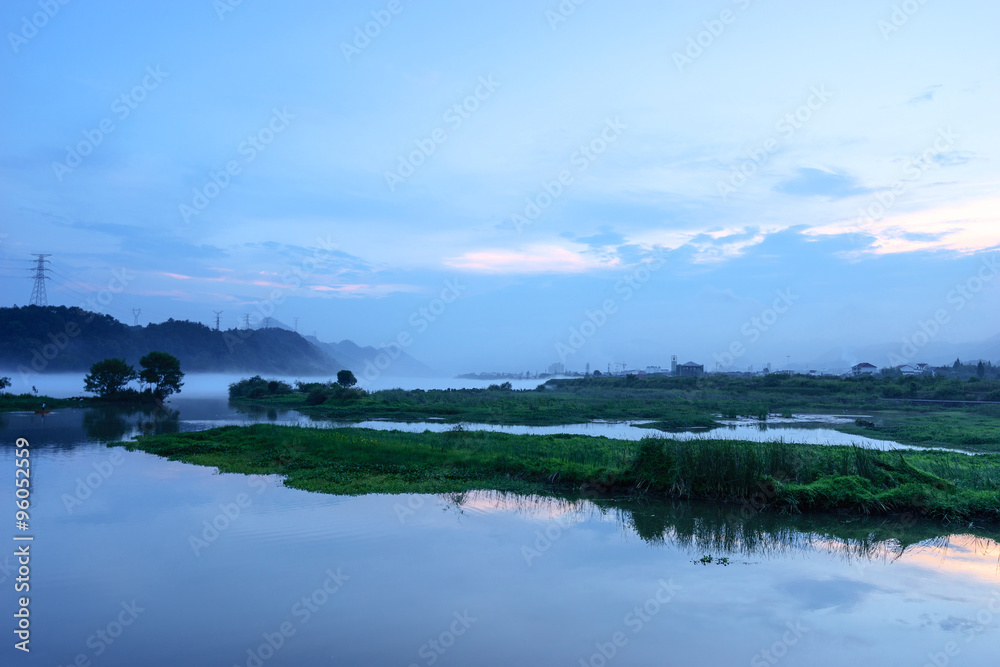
[603,496,1000,561]
[118,424,1000,523]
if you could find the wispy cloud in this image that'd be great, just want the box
[774,168,872,200]
[443,245,620,274]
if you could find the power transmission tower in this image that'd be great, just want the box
[264,317,272,329]
[293,317,299,332]
[243,314,251,330]
[132,308,141,326]
[213,311,223,331]
[29,254,52,306]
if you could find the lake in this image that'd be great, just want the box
[1,397,998,665]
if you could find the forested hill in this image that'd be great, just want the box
[0,305,342,375]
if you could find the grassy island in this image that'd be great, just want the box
[118,423,1000,523]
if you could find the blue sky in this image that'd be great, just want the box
[1,0,998,374]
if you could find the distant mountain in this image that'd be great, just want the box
[0,306,340,376]
[227,316,436,376]
[305,336,436,378]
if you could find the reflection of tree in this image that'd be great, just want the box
[438,490,1000,565]
[83,407,130,441]
[83,404,180,441]
[135,403,180,436]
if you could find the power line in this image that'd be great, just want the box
[45,264,145,321]
[29,254,52,306]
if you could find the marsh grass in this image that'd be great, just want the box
[231,374,1000,453]
[119,424,1000,522]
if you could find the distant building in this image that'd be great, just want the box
[548,362,565,375]
[676,361,704,377]
[851,362,877,376]
[895,364,920,376]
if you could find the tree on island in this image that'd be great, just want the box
[0,376,11,393]
[139,351,184,400]
[84,358,138,397]
[336,369,357,389]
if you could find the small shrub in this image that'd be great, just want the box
[305,389,328,405]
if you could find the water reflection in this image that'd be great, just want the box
[2,410,998,665]
[441,490,1000,571]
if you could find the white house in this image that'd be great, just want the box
[851,362,877,376]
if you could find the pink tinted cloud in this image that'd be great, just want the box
[443,245,618,274]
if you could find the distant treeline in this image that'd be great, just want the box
[0,305,340,376]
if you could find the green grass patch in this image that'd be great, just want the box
[0,393,83,411]
[117,424,1000,523]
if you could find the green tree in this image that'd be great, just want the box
[139,351,184,399]
[0,376,11,392]
[84,358,138,397]
[336,369,357,388]
[977,361,986,379]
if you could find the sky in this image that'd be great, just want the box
[1,0,998,375]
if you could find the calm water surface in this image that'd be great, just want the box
[1,399,998,665]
